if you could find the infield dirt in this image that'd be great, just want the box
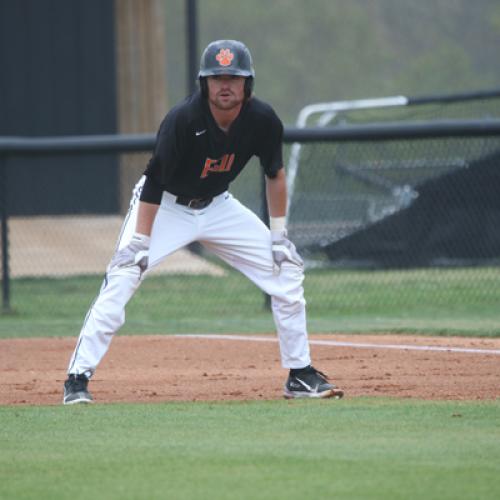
[1,334,499,405]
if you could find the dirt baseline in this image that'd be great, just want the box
[1,334,499,405]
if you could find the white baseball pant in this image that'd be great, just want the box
[67,176,311,376]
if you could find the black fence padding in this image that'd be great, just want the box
[324,150,500,268]
[0,1,118,215]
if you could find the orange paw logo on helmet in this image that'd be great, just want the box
[216,48,234,67]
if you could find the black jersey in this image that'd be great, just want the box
[140,90,284,204]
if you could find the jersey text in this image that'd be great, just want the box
[201,154,235,179]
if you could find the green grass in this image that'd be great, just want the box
[1,267,500,338]
[0,399,499,500]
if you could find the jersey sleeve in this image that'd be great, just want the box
[139,175,163,204]
[257,110,284,178]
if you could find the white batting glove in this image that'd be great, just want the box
[271,229,303,275]
[109,233,150,272]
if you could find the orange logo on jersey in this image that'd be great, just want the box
[201,154,235,178]
[216,48,234,67]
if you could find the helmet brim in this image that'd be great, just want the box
[198,67,254,78]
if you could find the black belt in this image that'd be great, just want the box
[175,195,213,209]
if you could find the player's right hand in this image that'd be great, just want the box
[109,233,151,272]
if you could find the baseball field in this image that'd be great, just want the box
[1,269,499,499]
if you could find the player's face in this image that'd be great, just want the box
[207,75,246,111]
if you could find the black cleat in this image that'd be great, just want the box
[284,366,344,399]
[63,374,93,405]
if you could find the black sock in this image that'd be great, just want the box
[290,365,310,375]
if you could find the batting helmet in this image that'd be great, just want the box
[198,40,255,98]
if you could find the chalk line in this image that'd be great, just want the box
[174,334,500,356]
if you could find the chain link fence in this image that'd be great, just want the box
[1,92,500,337]
[288,137,500,266]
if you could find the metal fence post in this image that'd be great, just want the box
[0,155,11,313]
[186,0,198,95]
[261,171,271,310]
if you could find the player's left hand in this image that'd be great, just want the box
[271,230,303,274]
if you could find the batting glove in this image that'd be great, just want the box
[271,229,303,275]
[109,233,150,272]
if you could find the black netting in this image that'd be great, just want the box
[287,137,500,269]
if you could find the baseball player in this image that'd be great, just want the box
[63,40,344,404]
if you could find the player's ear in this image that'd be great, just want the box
[244,77,254,98]
[199,77,208,98]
